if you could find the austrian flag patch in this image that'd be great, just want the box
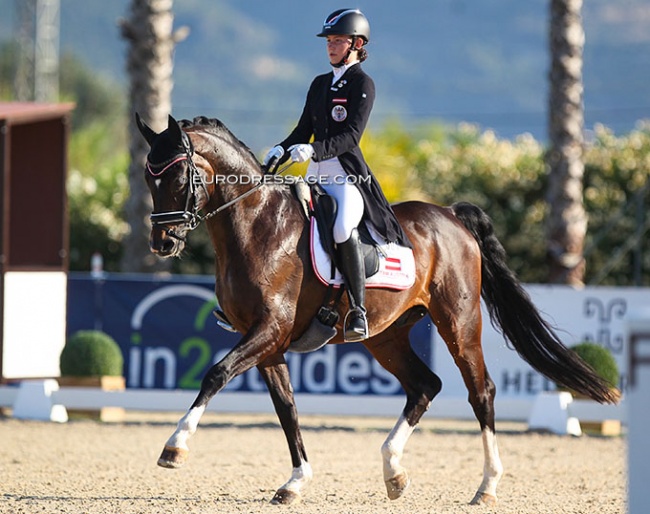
[385,257,402,271]
[332,98,347,103]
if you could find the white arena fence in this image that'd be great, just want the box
[1,274,647,424]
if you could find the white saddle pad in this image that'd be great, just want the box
[310,218,416,290]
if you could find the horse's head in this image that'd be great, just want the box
[136,113,211,257]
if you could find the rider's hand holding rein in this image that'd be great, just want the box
[288,144,315,163]
[262,145,284,172]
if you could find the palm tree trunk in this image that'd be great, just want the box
[545,0,587,286]
[119,0,187,272]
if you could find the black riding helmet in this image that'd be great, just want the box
[317,8,370,44]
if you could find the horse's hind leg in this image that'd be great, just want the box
[430,297,503,506]
[257,354,312,505]
[364,326,442,500]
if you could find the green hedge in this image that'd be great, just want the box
[60,330,124,377]
[570,342,619,389]
[363,121,650,285]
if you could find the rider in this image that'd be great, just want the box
[263,9,410,342]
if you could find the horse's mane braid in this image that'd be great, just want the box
[179,116,258,162]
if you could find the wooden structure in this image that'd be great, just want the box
[0,102,74,381]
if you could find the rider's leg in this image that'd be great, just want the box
[326,180,367,341]
[337,227,368,341]
[308,159,368,341]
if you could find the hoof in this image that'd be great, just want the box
[157,446,188,469]
[270,488,301,505]
[470,491,497,506]
[385,472,411,500]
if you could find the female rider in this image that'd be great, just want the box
[263,9,410,342]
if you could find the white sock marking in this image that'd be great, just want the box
[477,427,503,497]
[381,414,416,481]
[166,405,206,450]
[279,460,313,494]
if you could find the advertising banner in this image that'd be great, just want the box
[68,274,648,405]
[432,285,646,402]
[67,273,432,395]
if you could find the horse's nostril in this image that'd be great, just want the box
[150,232,178,255]
[161,238,176,254]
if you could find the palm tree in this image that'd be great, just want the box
[119,0,188,272]
[545,0,587,285]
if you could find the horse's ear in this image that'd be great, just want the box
[135,112,157,146]
[167,114,184,143]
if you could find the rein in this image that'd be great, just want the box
[148,140,293,240]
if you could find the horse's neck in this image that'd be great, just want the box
[208,180,298,266]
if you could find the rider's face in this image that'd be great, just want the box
[326,35,354,65]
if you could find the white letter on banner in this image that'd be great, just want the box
[302,345,336,393]
[370,360,402,394]
[143,347,176,389]
[338,352,370,394]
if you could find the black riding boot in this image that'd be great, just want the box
[337,228,368,342]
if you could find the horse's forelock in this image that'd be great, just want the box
[147,126,186,166]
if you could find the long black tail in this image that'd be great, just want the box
[451,202,619,404]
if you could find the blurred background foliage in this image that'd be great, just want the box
[364,121,649,285]
[1,42,647,284]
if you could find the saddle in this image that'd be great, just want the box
[308,184,379,280]
[287,179,415,353]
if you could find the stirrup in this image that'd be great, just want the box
[213,309,237,333]
[344,307,368,342]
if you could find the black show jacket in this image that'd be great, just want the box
[279,64,410,247]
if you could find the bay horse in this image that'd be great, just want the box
[135,114,618,506]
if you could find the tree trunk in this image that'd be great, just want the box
[119,0,186,272]
[545,0,587,286]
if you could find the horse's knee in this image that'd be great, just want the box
[199,364,229,397]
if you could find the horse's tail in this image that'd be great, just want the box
[451,201,619,404]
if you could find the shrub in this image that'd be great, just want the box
[60,330,124,377]
[570,342,619,389]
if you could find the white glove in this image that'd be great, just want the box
[263,145,284,168]
[288,144,315,163]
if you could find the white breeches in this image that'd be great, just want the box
[306,158,364,244]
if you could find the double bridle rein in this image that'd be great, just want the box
[147,132,291,241]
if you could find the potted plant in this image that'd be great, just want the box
[561,341,620,435]
[569,342,619,392]
[59,330,125,421]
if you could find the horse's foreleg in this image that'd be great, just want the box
[158,405,205,468]
[258,355,312,505]
[157,326,282,469]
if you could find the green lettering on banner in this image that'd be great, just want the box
[178,337,211,389]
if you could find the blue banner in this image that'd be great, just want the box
[67,273,433,394]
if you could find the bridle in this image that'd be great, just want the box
[147,131,207,240]
[147,131,292,241]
